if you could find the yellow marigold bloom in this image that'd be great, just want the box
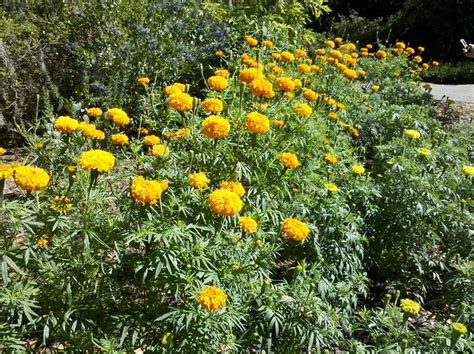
[262,40,273,48]
[293,102,312,118]
[325,183,338,192]
[137,76,150,85]
[461,165,474,176]
[37,238,48,247]
[334,37,343,44]
[202,115,230,138]
[244,35,258,47]
[413,55,422,63]
[162,332,173,346]
[272,120,284,128]
[208,189,243,216]
[168,92,193,111]
[79,149,115,173]
[111,133,129,145]
[50,195,73,213]
[0,162,20,180]
[282,218,310,241]
[0,147,6,156]
[404,129,421,139]
[85,127,105,141]
[272,52,281,60]
[294,48,307,57]
[215,49,223,56]
[54,116,79,133]
[143,135,161,146]
[371,85,380,92]
[201,98,223,113]
[219,181,245,197]
[34,142,44,149]
[417,148,431,157]
[404,47,415,56]
[278,152,300,169]
[297,64,311,73]
[324,97,336,105]
[421,63,429,70]
[275,77,295,91]
[283,92,294,99]
[172,127,191,139]
[315,48,326,55]
[417,46,425,52]
[271,65,283,74]
[14,166,49,191]
[323,153,337,164]
[250,78,274,97]
[451,322,468,334]
[310,64,321,72]
[130,176,163,206]
[189,171,210,189]
[351,165,365,174]
[214,69,230,78]
[395,42,406,50]
[303,88,318,101]
[343,69,357,79]
[164,83,186,96]
[238,216,257,234]
[336,102,345,110]
[293,78,302,87]
[150,144,169,158]
[197,286,227,311]
[329,50,343,60]
[375,50,387,59]
[67,165,77,174]
[432,61,439,67]
[281,50,295,62]
[326,40,335,48]
[328,111,337,120]
[207,76,228,91]
[366,44,373,49]
[245,111,270,134]
[138,127,149,135]
[107,108,130,125]
[400,298,420,315]
[86,107,103,118]
[239,68,262,84]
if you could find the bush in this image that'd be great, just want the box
[421,62,474,84]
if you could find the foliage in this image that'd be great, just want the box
[421,62,474,85]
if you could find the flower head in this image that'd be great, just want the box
[245,112,270,134]
[293,102,312,118]
[214,69,230,78]
[143,135,161,146]
[37,238,48,247]
[404,129,421,139]
[281,51,295,62]
[238,216,258,234]
[164,83,186,97]
[50,195,73,213]
[189,172,210,189]
[461,165,474,176]
[79,149,115,173]
[150,144,169,158]
[451,322,468,334]
[323,153,337,164]
[417,148,431,157]
[0,162,20,180]
[351,165,365,174]
[207,76,228,91]
[130,176,163,206]
[107,108,130,125]
[137,76,150,85]
[244,35,258,47]
[282,218,310,241]
[262,40,273,48]
[111,133,129,145]
[250,78,274,97]
[303,88,318,101]
[197,286,227,311]
[168,92,193,111]
[86,107,103,118]
[14,166,50,191]
[202,116,230,138]
[201,98,224,113]
[239,68,262,84]
[324,183,338,192]
[0,147,6,156]
[215,49,223,57]
[208,189,243,216]
[219,181,245,197]
[275,77,295,92]
[278,152,300,169]
[54,116,79,133]
[400,298,420,315]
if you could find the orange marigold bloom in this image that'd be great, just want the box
[280,51,295,62]
[262,40,273,48]
[208,76,228,91]
[214,69,230,78]
[111,133,129,145]
[143,135,161,146]
[245,111,270,134]
[86,107,103,118]
[294,48,307,57]
[137,76,150,85]
[197,286,227,311]
[14,166,50,191]
[164,83,186,97]
[297,64,311,73]
[244,35,258,47]
[215,49,223,56]
[376,50,387,59]
[107,108,130,125]
[150,144,169,158]
[272,120,285,128]
[303,88,318,101]
[208,189,243,216]
[189,171,210,189]
[201,98,224,113]
[343,69,358,79]
[130,176,163,206]
[79,149,115,173]
[282,218,310,241]
[293,102,312,117]
[238,216,258,234]
[323,153,337,164]
[275,77,295,91]
[54,116,79,133]
[250,78,274,97]
[168,92,193,111]
[278,152,300,169]
[239,68,262,84]
[219,181,245,197]
[202,116,230,138]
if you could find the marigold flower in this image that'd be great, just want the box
[278,152,300,169]
[328,112,337,120]
[324,97,336,105]
[130,176,163,206]
[432,61,439,67]
[239,68,262,84]
[400,298,420,315]
[417,148,431,157]
[303,88,318,101]
[87,128,105,141]
[272,53,281,60]
[168,92,193,111]
[404,129,421,139]
[107,108,130,125]
[250,78,274,97]
[215,49,223,56]
[202,115,230,138]
[238,216,258,234]
[164,83,186,96]
[451,322,468,334]
[189,172,210,189]
[150,144,169,158]
[86,107,103,118]
[294,48,307,57]
[245,112,270,134]
[0,162,20,180]
[275,77,295,92]
[0,147,6,156]
[138,127,149,135]
[323,153,337,164]
[197,286,227,311]
[208,189,243,216]
[162,332,173,346]
[219,181,245,197]
[208,76,228,91]
[37,238,48,247]
[293,102,312,118]
[375,50,387,59]
[283,92,294,99]
[54,116,79,133]
[326,40,335,48]
[281,51,295,62]
[14,166,50,191]
[50,195,73,213]
[461,165,474,176]
[343,69,357,79]
[351,165,365,174]
[272,120,284,128]
[244,35,258,47]
[371,85,380,92]
[111,133,129,145]
[315,48,326,55]
[67,165,77,174]
[395,42,406,50]
[143,135,161,146]
[214,69,230,78]
[137,76,150,85]
[79,149,115,173]
[282,218,310,241]
[262,40,273,48]
[324,183,338,192]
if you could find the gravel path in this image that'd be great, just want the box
[423,82,474,103]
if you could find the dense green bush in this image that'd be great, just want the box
[421,62,474,84]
